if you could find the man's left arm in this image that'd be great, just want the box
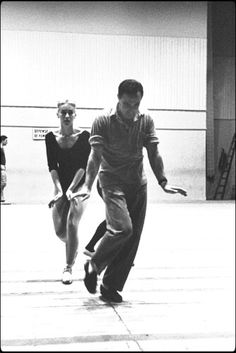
[146,143,187,196]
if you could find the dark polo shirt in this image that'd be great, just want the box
[89,106,159,187]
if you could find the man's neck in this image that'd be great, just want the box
[117,106,136,123]
[117,111,139,127]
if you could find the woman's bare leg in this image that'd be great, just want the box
[51,195,87,283]
[66,198,87,266]
[52,195,69,242]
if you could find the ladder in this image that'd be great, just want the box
[214,133,235,200]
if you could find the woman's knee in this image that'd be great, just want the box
[55,229,66,242]
[69,200,85,221]
[67,214,78,229]
[67,209,82,229]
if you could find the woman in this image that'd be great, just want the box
[45,100,91,284]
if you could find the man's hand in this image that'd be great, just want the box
[48,190,63,208]
[70,185,91,202]
[162,184,187,196]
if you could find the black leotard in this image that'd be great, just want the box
[45,130,91,193]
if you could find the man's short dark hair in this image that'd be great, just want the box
[1,135,8,143]
[118,79,144,98]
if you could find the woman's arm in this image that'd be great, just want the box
[48,169,63,208]
[45,133,64,207]
[66,168,85,200]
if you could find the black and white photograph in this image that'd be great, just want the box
[1,1,235,351]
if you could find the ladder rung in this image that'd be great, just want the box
[214,133,235,200]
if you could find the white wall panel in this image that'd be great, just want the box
[1,107,206,130]
[2,30,206,110]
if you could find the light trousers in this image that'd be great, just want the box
[92,183,147,291]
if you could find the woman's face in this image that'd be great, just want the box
[57,103,76,126]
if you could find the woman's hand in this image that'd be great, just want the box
[69,185,91,202]
[66,188,74,201]
[48,190,63,208]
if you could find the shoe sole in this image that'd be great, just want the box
[99,294,123,303]
[100,286,123,303]
[62,280,72,285]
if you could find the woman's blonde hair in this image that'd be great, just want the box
[57,100,76,109]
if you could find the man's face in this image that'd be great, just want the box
[118,92,142,121]
[3,139,8,146]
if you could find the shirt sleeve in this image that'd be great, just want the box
[143,114,159,147]
[45,132,58,172]
[89,115,107,147]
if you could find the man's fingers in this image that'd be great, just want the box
[173,187,187,196]
[178,189,187,196]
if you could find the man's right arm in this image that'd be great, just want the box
[71,144,103,201]
[85,145,103,191]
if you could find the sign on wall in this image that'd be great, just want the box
[32,128,50,140]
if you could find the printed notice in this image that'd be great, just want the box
[32,128,50,140]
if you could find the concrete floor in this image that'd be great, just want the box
[1,201,235,351]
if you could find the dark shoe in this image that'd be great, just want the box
[100,284,123,303]
[84,261,97,294]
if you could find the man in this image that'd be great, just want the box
[74,79,187,303]
[1,135,8,203]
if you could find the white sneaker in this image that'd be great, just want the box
[62,267,72,285]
